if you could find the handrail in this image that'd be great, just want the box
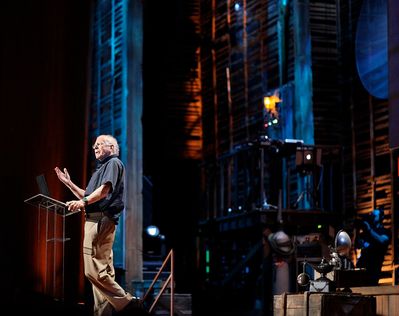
[143,248,174,315]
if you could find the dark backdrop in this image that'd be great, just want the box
[0,0,91,303]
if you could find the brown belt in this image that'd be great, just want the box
[85,211,104,222]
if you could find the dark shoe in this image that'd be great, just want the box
[117,298,150,316]
[126,297,144,310]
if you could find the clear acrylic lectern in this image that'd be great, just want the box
[24,193,80,300]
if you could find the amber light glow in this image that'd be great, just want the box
[263,95,281,113]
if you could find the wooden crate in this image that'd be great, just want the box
[274,292,376,316]
[351,285,399,316]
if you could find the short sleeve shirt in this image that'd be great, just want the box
[85,155,125,222]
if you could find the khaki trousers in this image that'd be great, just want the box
[83,216,132,316]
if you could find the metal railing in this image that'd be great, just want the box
[143,249,174,315]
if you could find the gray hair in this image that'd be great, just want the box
[102,135,120,156]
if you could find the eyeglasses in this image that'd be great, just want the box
[92,142,111,150]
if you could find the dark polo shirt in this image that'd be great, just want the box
[84,154,125,223]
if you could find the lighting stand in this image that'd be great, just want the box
[293,172,318,209]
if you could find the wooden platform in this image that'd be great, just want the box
[350,286,399,316]
[274,292,376,316]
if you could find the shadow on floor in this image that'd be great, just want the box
[11,291,91,316]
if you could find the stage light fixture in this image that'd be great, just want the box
[304,150,314,163]
[234,2,241,11]
[146,225,160,237]
[295,146,322,173]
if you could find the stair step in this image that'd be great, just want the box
[152,293,192,316]
[132,279,166,299]
[143,271,170,280]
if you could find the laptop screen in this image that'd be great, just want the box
[36,174,51,197]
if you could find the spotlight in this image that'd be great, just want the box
[234,2,241,11]
[146,225,166,240]
[295,146,322,173]
[146,225,160,237]
[144,225,166,258]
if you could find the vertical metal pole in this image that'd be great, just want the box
[53,210,57,298]
[286,165,291,209]
[260,146,265,208]
[220,160,224,216]
[62,211,66,300]
[37,204,42,293]
[369,94,376,209]
[170,249,174,316]
[45,206,49,295]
